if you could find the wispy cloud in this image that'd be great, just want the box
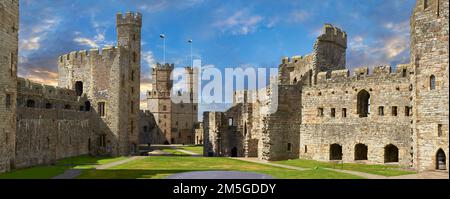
[20,17,61,51]
[214,10,263,35]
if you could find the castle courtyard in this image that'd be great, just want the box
[1,146,446,179]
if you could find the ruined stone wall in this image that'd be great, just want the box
[411,0,449,171]
[139,110,165,145]
[301,65,414,166]
[0,0,18,173]
[203,111,225,156]
[194,122,204,145]
[57,12,142,156]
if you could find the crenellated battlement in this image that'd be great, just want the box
[315,64,412,84]
[58,46,120,66]
[17,77,80,100]
[117,12,142,27]
[153,63,175,71]
[317,23,347,48]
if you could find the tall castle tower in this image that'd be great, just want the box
[0,0,19,173]
[58,12,142,156]
[146,64,198,144]
[411,0,449,171]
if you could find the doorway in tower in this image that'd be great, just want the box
[231,147,238,157]
[436,148,446,170]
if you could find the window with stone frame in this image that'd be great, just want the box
[438,124,443,137]
[318,108,324,117]
[287,143,292,152]
[331,108,336,118]
[405,106,411,116]
[342,108,347,118]
[430,75,436,90]
[392,106,398,116]
[5,94,11,109]
[424,0,429,9]
[378,106,385,116]
[98,102,106,117]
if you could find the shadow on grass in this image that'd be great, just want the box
[76,169,204,179]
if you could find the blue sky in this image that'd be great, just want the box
[18,0,416,111]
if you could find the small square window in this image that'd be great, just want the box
[379,106,385,116]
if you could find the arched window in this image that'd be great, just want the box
[357,90,370,117]
[330,144,343,160]
[430,75,436,90]
[293,78,297,84]
[436,149,446,170]
[26,99,35,108]
[75,81,83,96]
[384,144,399,163]
[355,144,368,160]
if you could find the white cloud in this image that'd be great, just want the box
[74,31,113,48]
[142,51,156,68]
[19,16,60,52]
[214,10,263,35]
[290,10,310,23]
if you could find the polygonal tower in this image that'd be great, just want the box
[411,0,449,171]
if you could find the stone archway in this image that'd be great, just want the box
[436,149,446,170]
[355,143,368,160]
[75,81,83,96]
[357,90,370,117]
[384,144,399,163]
[330,144,342,160]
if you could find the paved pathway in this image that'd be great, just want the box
[166,171,274,179]
[175,149,202,157]
[52,156,144,179]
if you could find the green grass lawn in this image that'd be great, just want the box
[161,148,191,156]
[77,156,363,179]
[178,145,204,155]
[0,155,127,179]
[274,159,417,176]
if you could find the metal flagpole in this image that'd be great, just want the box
[188,39,193,68]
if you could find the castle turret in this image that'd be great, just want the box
[411,0,449,171]
[116,12,142,50]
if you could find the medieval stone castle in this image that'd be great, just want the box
[203,0,449,172]
[0,0,448,174]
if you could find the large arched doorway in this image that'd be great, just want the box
[330,144,343,160]
[357,90,370,117]
[384,144,399,163]
[231,147,238,157]
[75,81,83,96]
[436,149,446,170]
[355,144,368,160]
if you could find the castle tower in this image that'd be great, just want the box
[312,24,347,84]
[57,12,142,156]
[411,0,449,171]
[116,12,142,155]
[0,0,19,172]
[146,64,198,144]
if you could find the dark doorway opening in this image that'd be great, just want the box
[231,147,238,157]
[384,144,399,163]
[85,101,91,111]
[330,144,343,160]
[436,149,446,170]
[357,90,370,117]
[75,81,83,96]
[355,144,368,160]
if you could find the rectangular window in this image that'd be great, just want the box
[130,120,134,134]
[130,101,134,113]
[5,94,11,109]
[379,106,384,116]
[287,143,292,152]
[228,118,233,126]
[405,106,411,116]
[331,108,336,118]
[98,102,106,117]
[438,124,442,137]
[402,69,407,77]
[131,70,135,81]
[342,108,347,118]
[392,106,398,116]
[304,145,308,153]
[318,108,324,117]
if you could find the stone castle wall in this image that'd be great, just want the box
[0,0,18,173]
[411,0,449,171]
[300,65,414,166]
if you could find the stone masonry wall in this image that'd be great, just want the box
[0,0,18,173]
